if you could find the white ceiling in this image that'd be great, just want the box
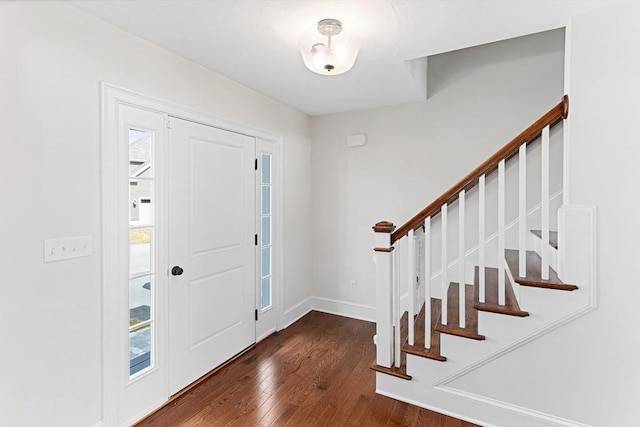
[71,0,613,116]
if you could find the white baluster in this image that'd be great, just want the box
[519,143,527,277]
[441,203,448,326]
[424,216,431,349]
[498,159,506,306]
[541,125,550,280]
[407,229,415,346]
[458,190,466,329]
[479,174,486,303]
[394,249,401,368]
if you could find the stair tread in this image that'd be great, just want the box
[530,230,558,249]
[505,249,578,291]
[371,362,412,380]
[473,266,530,317]
[402,298,447,362]
[435,282,485,340]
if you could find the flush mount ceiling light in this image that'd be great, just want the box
[299,18,360,76]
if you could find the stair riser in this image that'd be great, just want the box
[518,285,587,319]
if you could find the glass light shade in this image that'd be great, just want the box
[299,26,360,76]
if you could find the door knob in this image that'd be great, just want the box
[171,266,184,276]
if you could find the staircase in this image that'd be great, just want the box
[370,96,596,424]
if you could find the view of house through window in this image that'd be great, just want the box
[260,153,272,310]
[128,128,155,377]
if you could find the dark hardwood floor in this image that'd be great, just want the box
[135,311,479,427]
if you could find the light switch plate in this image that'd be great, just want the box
[44,235,93,262]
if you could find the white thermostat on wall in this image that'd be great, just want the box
[347,134,366,147]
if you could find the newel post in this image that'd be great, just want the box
[373,221,395,368]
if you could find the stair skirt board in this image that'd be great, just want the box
[432,304,596,389]
[375,302,597,427]
[376,251,585,380]
[375,385,591,427]
[377,246,588,384]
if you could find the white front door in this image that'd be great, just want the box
[168,117,256,394]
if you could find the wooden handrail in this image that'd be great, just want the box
[391,95,569,244]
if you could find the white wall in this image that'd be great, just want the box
[310,29,565,309]
[433,2,640,425]
[0,3,311,427]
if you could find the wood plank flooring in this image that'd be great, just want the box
[135,311,478,427]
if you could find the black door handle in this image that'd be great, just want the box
[171,266,184,276]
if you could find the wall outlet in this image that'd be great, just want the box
[44,235,93,262]
[349,280,357,291]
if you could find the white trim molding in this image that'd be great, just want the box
[281,296,377,329]
[374,389,488,427]
[311,296,376,322]
[281,297,314,329]
[433,387,592,427]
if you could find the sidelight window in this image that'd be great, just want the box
[260,153,272,310]
[128,128,155,377]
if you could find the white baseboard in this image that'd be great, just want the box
[90,422,103,427]
[256,327,277,343]
[311,296,376,322]
[281,296,313,329]
[435,386,591,427]
[374,388,488,427]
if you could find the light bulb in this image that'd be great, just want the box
[333,43,347,57]
[311,43,327,66]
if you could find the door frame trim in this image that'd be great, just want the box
[101,82,283,425]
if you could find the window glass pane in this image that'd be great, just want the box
[261,154,271,185]
[261,277,271,309]
[261,247,270,277]
[129,129,153,178]
[259,153,272,311]
[261,186,270,215]
[128,128,155,379]
[129,275,152,326]
[130,228,152,276]
[129,180,153,226]
[129,323,152,376]
[261,216,270,246]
